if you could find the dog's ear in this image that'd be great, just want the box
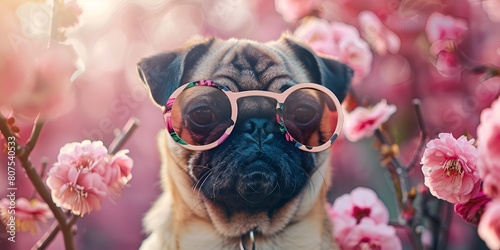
[137,37,216,106]
[282,36,353,102]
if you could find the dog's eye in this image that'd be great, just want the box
[292,105,316,124]
[190,108,216,126]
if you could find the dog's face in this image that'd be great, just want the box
[138,35,352,237]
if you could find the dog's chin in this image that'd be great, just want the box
[201,191,303,237]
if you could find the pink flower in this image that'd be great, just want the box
[0,197,53,234]
[478,200,500,249]
[421,133,481,204]
[454,189,492,226]
[274,0,322,23]
[47,161,108,216]
[0,4,36,108]
[482,0,500,23]
[327,188,400,249]
[46,140,134,215]
[328,187,389,224]
[477,97,500,199]
[429,40,461,78]
[101,149,134,199]
[358,11,401,55]
[46,140,110,216]
[294,18,372,85]
[10,43,77,119]
[483,172,500,200]
[342,99,397,142]
[56,140,109,169]
[425,12,468,78]
[425,12,468,43]
[339,218,402,250]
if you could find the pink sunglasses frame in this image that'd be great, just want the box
[163,80,344,152]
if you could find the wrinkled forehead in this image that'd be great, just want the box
[186,39,313,93]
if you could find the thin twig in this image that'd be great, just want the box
[30,158,49,200]
[407,99,428,172]
[108,117,140,155]
[34,221,59,250]
[35,214,78,250]
[24,117,44,157]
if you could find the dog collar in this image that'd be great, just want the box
[239,230,255,250]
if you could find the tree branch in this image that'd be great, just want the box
[32,117,140,249]
[0,113,74,250]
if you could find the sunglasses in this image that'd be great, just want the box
[163,80,344,152]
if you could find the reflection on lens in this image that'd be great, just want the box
[170,86,232,145]
[283,88,338,147]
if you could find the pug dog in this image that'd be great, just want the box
[137,34,352,249]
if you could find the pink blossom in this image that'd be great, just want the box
[56,140,109,169]
[101,149,134,199]
[47,161,108,216]
[343,99,397,142]
[477,97,500,200]
[339,218,402,250]
[46,140,110,216]
[425,12,468,43]
[10,43,77,119]
[328,207,357,244]
[482,0,500,23]
[0,4,36,108]
[46,140,134,215]
[274,0,322,22]
[328,187,389,224]
[358,11,401,55]
[425,12,468,78]
[429,40,461,78]
[454,189,492,226]
[294,18,372,85]
[478,200,500,250]
[421,133,481,204]
[483,172,500,200]
[293,18,336,55]
[0,197,53,234]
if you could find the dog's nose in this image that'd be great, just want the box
[236,163,277,203]
[242,118,278,146]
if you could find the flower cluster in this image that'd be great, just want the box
[46,140,133,216]
[327,187,402,250]
[421,96,500,249]
[293,17,372,86]
[0,198,53,234]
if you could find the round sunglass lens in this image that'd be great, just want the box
[169,86,232,146]
[282,88,338,147]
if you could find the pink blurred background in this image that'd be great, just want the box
[1,0,500,249]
